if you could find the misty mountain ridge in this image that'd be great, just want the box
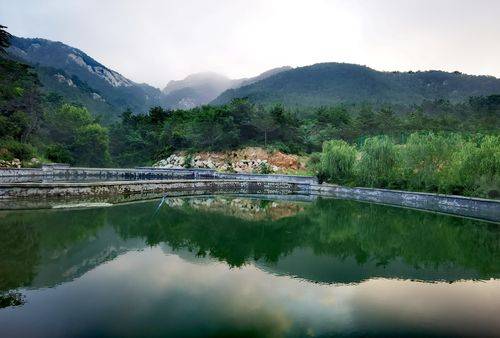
[7,35,500,117]
[7,35,292,112]
[212,62,500,107]
[161,67,292,109]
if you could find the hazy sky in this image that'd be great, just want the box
[1,0,499,88]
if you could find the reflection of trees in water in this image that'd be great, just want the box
[0,291,25,309]
[0,209,107,306]
[114,198,500,277]
[0,221,39,292]
[0,197,498,298]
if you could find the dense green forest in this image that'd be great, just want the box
[108,96,500,161]
[0,58,110,166]
[0,26,499,197]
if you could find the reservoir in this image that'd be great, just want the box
[0,196,498,337]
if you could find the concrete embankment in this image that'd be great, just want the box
[310,184,500,223]
[0,165,498,222]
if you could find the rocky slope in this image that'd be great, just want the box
[154,147,307,174]
[8,36,162,116]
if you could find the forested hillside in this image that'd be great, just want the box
[7,36,294,115]
[213,63,500,107]
[8,36,162,117]
[1,25,498,198]
[0,26,109,166]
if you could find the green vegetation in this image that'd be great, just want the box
[0,55,111,166]
[313,133,500,198]
[0,26,110,166]
[318,140,356,184]
[356,136,398,187]
[0,25,498,198]
[8,35,161,116]
[0,197,498,292]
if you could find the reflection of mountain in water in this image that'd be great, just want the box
[256,248,480,284]
[32,226,144,288]
[0,196,498,295]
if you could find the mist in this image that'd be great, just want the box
[1,0,500,88]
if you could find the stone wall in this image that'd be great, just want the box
[0,166,498,222]
[0,179,309,201]
[0,165,316,184]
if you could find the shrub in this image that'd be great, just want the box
[258,162,272,174]
[183,153,193,168]
[356,136,398,188]
[454,135,500,197]
[268,141,303,155]
[0,140,35,161]
[399,133,463,192]
[319,140,357,184]
[306,152,322,177]
[45,144,73,164]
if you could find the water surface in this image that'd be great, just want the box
[0,196,499,337]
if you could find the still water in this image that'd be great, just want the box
[0,196,498,337]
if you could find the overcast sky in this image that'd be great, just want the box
[1,0,499,88]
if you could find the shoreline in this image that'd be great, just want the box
[0,165,499,222]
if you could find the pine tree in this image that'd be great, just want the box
[0,25,12,55]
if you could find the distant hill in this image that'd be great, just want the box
[8,36,162,116]
[6,35,294,114]
[10,35,500,114]
[161,72,235,109]
[237,66,292,88]
[161,67,292,109]
[212,63,500,107]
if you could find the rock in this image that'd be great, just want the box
[152,147,301,174]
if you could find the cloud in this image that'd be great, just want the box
[1,0,499,88]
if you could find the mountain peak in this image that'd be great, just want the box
[163,72,231,95]
[8,36,135,88]
[8,35,161,115]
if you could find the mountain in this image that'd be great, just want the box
[161,67,292,109]
[6,35,293,114]
[161,72,234,109]
[212,62,500,107]
[237,66,292,88]
[7,36,162,117]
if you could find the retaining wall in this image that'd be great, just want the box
[0,165,317,184]
[0,166,498,222]
[0,179,310,200]
[311,184,500,223]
